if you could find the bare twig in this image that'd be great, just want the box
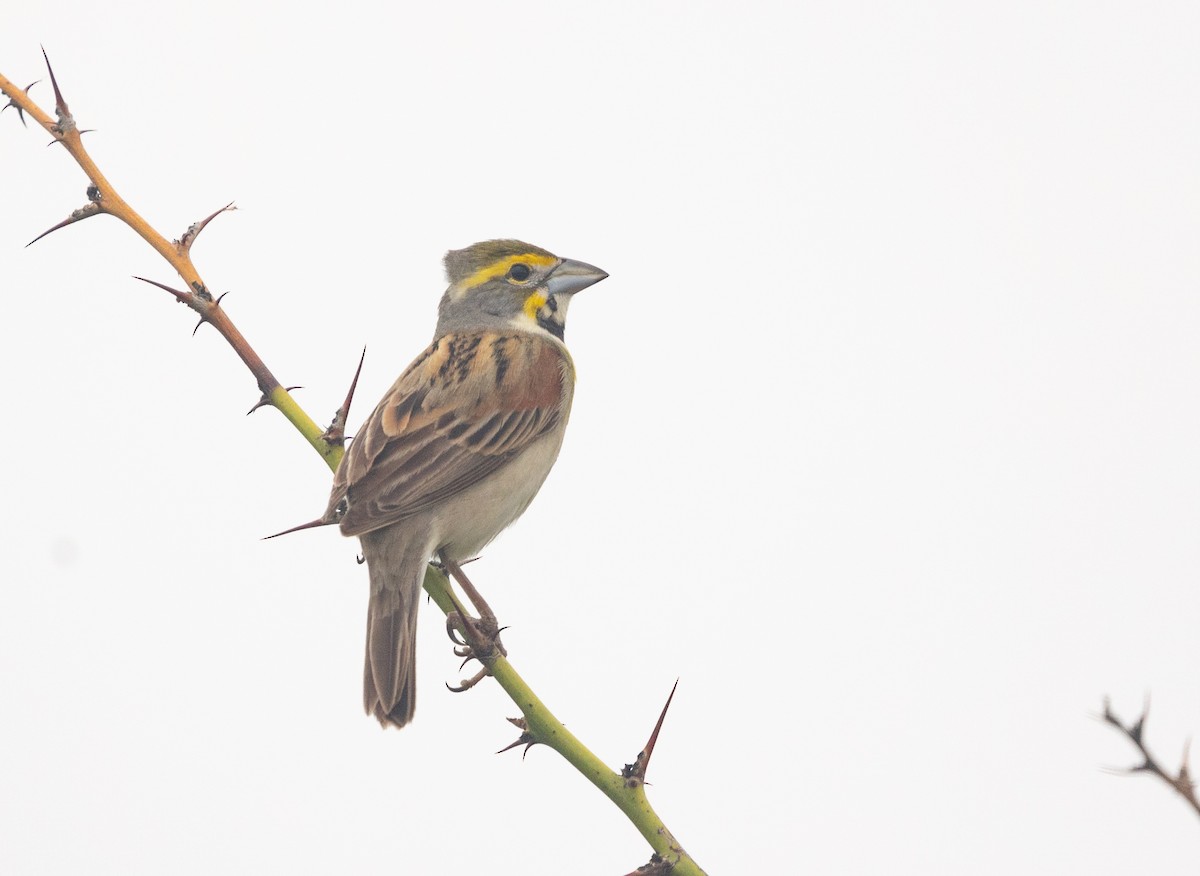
[1102,696,1200,820]
[0,54,336,468]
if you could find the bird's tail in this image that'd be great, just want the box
[359,526,428,729]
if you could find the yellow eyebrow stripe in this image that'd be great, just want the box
[461,253,558,290]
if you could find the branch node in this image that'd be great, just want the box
[133,275,193,306]
[497,717,540,757]
[246,393,274,415]
[246,386,301,415]
[179,202,237,253]
[1,79,39,127]
[619,853,674,876]
[1101,695,1200,818]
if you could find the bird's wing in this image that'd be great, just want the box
[330,330,571,537]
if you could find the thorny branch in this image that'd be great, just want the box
[1102,697,1200,820]
[0,52,336,467]
[1,51,706,875]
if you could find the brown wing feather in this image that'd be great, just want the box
[328,330,570,537]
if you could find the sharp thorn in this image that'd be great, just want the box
[496,733,538,756]
[261,516,333,540]
[214,291,230,307]
[192,317,206,337]
[246,393,273,415]
[1101,696,1116,725]
[257,387,303,412]
[2,80,40,128]
[356,554,365,565]
[25,202,103,247]
[13,80,38,128]
[26,219,73,248]
[1,103,28,127]
[630,679,680,784]
[349,345,366,398]
[181,202,237,252]
[323,347,368,447]
[40,46,69,120]
[133,275,191,304]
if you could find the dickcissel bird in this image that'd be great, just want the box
[324,240,606,729]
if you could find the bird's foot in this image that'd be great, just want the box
[445,609,508,659]
[440,552,507,692]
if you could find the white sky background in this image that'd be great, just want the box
[1,2,1199,873]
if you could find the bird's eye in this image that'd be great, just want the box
[507,263,532,282]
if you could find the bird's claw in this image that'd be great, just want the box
[446,665,490,693]
[445,611,469,647]
[445,609,507,658]
[443,608,508,698]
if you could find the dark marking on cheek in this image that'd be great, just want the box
[537,305,565,340]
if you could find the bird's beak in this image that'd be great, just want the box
[546,258,608,297]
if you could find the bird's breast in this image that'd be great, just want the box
[432,422,570,559]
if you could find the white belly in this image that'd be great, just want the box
[431,425,567,560]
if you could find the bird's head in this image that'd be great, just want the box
[437,239,607,340]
